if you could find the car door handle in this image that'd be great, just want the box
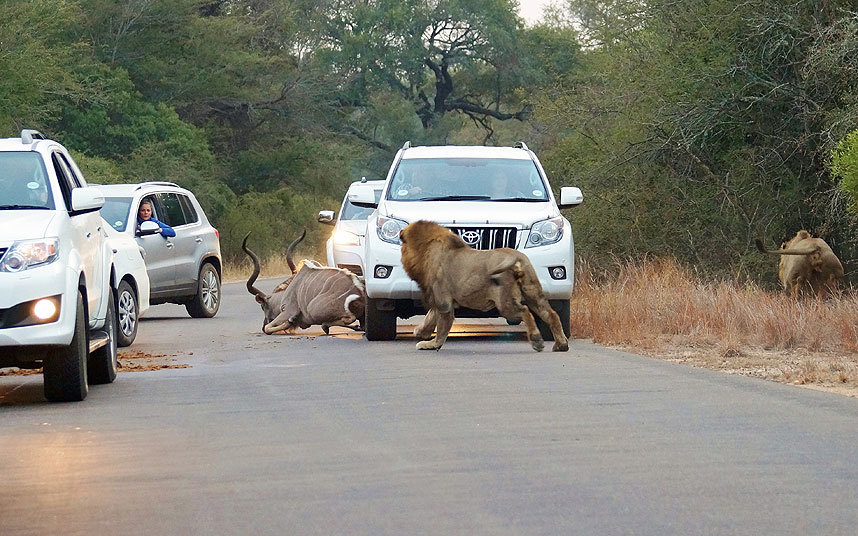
[86,232,91,238]
[165,242,174,249]
[195,237,203,243]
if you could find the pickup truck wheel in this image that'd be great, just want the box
[185,262,221,318]
[89,287,118,385]
[535,299,571,341]
[43,291,88,402]
[364,298,397,341]
[116,280,138,347]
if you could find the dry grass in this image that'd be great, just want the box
[223,255,294,283]
[572,258,858,396]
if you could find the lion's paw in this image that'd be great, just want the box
[552,341,569,352]
[416,340,441,351]
[413,327,433,340]
[531,338,545,352]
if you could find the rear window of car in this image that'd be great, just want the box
[158,193,188,226]
[101,197,133,231]
[178,194,199,224]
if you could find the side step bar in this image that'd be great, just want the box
[88,330,109,353]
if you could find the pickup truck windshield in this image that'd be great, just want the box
[388,158,548,202]
[0,152,54,210]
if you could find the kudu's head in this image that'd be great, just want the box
[242,230,305,331]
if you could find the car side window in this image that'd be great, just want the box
[51,152,76,210]
[58,153,82,187]
[158,193,188,227]
[178,194,199,224]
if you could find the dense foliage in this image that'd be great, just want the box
[2,0,856,281]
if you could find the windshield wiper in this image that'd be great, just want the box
[0,204,49,210]
[491,197,546,202]
[418,195,491,201]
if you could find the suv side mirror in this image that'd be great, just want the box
[558,186,583,209]
[136,220,162,237]
[318,210,335,225]
[349,185,378,208]
[70,186,105,215]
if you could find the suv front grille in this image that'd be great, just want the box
[447,227,517,250]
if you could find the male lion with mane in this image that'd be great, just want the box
[755,230,844,299]
[399,220,569,352]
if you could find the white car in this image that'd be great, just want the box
[350,142,583,341]
[103,220,150,347]
[317,179,385,277]
[0,129,120,401]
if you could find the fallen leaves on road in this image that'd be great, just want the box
[118,350,190,372]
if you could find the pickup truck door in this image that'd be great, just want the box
[52,151,104,319]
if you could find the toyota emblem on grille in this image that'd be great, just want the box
[460,230,481,245]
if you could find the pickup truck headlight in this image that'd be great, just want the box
[0,238,60,272]
[525,217,564,248]
[377,216,407,245]
[334,230,360,246]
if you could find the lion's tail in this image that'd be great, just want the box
[755,238,820,256]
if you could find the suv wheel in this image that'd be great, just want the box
[186,262,221,318]
[364,298,397,341]
[89,287,118,385]
[116,280,138,347]
[535,299,571,341]
[43,290,88,402]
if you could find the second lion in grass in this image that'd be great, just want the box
[399,220,569,352]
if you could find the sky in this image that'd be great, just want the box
[518,0,553,25]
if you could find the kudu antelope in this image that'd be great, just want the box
[243,230,366,334]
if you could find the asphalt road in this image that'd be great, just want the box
[2,278,857,535]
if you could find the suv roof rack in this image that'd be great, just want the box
[21,129,46,144]
[402,141,411,150]
[514,141,529,151]
[135,181,180,190]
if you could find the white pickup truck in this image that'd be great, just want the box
[0,129,120,402]
[350,142,583,341]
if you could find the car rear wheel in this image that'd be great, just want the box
[116,280,138,347]
[364,298,397,340]
[535,299,571,341]
[89,287,118,384]
[186,262,221,318]
[43,290,88,402]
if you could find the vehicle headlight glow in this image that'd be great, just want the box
[377,216,407,245]
[526,217,564,248]
[334,230,360,246]
[0,238,59,272]
[33,298,58,320]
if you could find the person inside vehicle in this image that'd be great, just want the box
[137,200,176,237]
[398,168,440,199]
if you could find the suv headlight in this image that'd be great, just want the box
[526,217,564,248]
[377,216,407,245]
[0,238,60,272]
[334,230,360,246]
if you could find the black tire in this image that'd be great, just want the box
[116,280,138,347]
[535,299,571,341]
[364,298,397,341]
[185,262,221,318]
[43,290,88,402]
[89,287,118,385]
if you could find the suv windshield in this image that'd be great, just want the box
[101,197,133,231]
[0,152,54,210]
[341,188,382,220]
[387,158,548,202]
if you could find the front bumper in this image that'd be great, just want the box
[0,263,77,348]
[363,222,576,301]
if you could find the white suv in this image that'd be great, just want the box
[318,178,385,277]
[351,142,583,341]
[0,130,120,401]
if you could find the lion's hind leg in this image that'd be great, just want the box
[520,306,544,352]
[526,298,569,352]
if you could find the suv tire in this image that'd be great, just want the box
[89,287,118,385]
[186,262,221,318]
[116,280,138,347]
[43,290,88,402]
[535,299,571,341]
[364,298,397,341]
